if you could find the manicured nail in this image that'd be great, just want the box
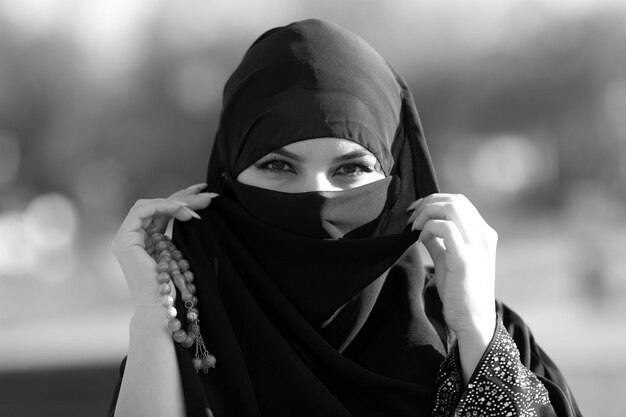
[187,182,207,190]
[197,192,219,198]
[171,200,189,206]
[183,207,201,219]
[407,198,423,211]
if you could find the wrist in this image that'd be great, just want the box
[130,305,171,333]
[453,311,497,347]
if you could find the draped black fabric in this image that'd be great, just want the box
[171,19,446,415]
[109,18,581,417]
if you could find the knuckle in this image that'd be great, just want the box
[446,201,460,216]
[134,199,148,205]
[110,239,121,255]
[482,227,498,246]
[454,193,468,203]
[489,227,498,242]
[167,190,186,199]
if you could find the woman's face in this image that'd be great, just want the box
[237,138,385,193]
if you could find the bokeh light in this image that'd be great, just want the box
[23,193,78,251]
[0,131,20,187]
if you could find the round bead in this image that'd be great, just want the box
[181,292,193,302]
[187,283,196,295]
[155,240,169,252]
[181,335,195,348]
[171,250,183,261]
[172,330,187,343]
[167,318,182,332]
[156,261,169,273]
[188,323,200,335]
[202,354,217,369]
[165,307,177,320]
[147,224,160,235]
[158,283,171,295]
[186,311,199,322]
[161,295,174,307]
[183,271,194,283]
[151,233,164,242]
[192,357,203,371]
[177,259,190,272]
[166,241,176,251]
[156,272,171,284]
[169,260,179,272]
[191,296,198,306]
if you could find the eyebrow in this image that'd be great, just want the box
[264,148,376,163]
[267,148,304,162]
[331,149,376,163]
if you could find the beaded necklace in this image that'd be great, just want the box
[146,224,217,373]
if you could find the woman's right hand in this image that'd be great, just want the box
[111,182,218,311]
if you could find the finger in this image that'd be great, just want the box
[420,233,446,264]
[406,197,424,212]
[166,187,219,209]
[408,193,472,212]
[409,202,473,243]
[119,199,199,235]
[173,192,219,210]
[167,182,209,200]
[408,201,460,227]
[418,219,466,257]
[406,193,452,212]
[151,186,219,232]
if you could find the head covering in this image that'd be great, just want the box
[171,19,446,416]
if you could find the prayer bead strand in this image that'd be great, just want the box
[147,224,217,373]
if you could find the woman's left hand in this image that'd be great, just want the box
[407,193,497,344]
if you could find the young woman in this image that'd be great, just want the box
[109,19,581,417]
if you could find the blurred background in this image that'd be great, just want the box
[0,0,624,415]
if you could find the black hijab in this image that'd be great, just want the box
[170,19,446,416]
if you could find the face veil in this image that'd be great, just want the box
[206,18,439,233]
[169,19,448,417]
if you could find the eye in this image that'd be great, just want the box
[255,158,295,174]
[334,163,373,177]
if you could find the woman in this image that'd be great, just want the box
[109,19,581,416]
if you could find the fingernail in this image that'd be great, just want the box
[187,182,207,189]
[183,207,201,219]
[197,192,219,198]
[407,198,423,211]
[171,200,189,206]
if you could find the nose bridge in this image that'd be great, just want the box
[303,170,336,192]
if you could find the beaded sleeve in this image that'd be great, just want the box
[431,316,554,417]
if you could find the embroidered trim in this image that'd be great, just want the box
[432,317,551,417]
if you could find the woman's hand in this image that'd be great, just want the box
[407,193,497,381]
[111,182,218,311]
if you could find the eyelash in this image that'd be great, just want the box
[335,163,374,177]
[255,158,375,177]
[255,157,295,174]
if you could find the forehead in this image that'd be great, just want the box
[277,138,376,158]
